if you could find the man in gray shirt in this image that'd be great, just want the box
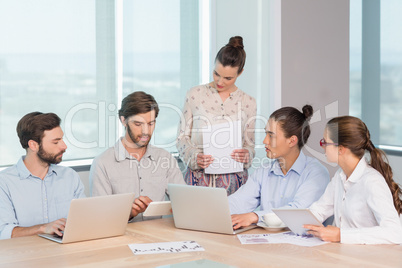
[89,91,185,222]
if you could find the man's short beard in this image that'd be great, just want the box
[37,143,64,165]
[126,124,150,148]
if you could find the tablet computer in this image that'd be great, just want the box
[271,208,323,236]
[143,201,172,217]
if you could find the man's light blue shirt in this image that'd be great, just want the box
[0,157,85,239]
[228,151,330,221]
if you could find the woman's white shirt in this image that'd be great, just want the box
[310,157,402,244]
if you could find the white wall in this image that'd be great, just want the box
[78,170,90,197]
[281,0,350,176]
[279,0,402,183]
[388,155,402,185]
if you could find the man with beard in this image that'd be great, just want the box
[90,91,185,222]
[0,112,85,239]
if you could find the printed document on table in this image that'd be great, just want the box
[128,241,204,255]
[237,232,328,247]
[237,234,272,244]
[203,120,243,174]
[270,232,328,247]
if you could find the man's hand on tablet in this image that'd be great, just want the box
[131,196,152,218]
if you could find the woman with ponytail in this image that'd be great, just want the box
[177,36,256,195]
[306,116,402,244]
[229,105,330,230]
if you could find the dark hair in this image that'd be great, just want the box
[215,36,246,74]
[118,91,159,119]
[269,105,313,149]
[16,112,61,149]
[326,116,402,214]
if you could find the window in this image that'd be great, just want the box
[0,0,98,166]
[0,0,201,166]
[350,0,402,151]
[121,0,201,153]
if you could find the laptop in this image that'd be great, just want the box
[272,208,323,236]
[168,184,257,235]
[38,193,135,243]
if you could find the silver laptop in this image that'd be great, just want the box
[168,184,257,235]
[38,193,135,243]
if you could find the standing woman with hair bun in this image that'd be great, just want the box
[177,36,256,195]
[306,116,402,244]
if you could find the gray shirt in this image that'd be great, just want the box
[89,138,185,221]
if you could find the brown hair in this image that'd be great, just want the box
[269,105,314,149]
[118,91,159,119]
[215,36,246,74]
[16,112,61,149]
[326,116,402,214]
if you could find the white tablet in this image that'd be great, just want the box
[271,208,323,236]
[143,201,172,217]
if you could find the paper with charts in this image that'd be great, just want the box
[203,120,243,174]
[237,232,328,247]
[128,241,205,255]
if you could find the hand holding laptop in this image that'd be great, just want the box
[131,196,152,218]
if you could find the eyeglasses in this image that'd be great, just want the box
[320,138,338,147]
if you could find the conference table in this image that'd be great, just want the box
[1,218,401,267]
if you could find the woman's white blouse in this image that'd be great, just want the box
[310,157,402,244]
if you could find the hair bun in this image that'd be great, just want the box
[228,36,244,49]
[302,105,313,121]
